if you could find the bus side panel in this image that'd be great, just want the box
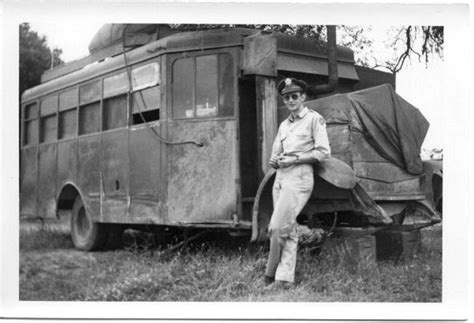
[167,120,238,224]
[57,140,77,191]
[20,147,38,218]
[129,125,165,224]
[351,132,425,200]
[101,129,129,222]
[354,163,425,200]
[38,144,57,218]
[77,135,101,220]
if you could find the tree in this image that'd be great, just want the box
[19,23,63,97]
[170,24,443,74]
[362,26,444,73]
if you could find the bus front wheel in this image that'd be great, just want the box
[71,196,107,251]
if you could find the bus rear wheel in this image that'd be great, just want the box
[71,196,107,251]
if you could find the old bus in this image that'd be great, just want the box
[20,24,439,250]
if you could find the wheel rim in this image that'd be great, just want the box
[76,206,91,239]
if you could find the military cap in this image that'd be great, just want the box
[277,78,307,96]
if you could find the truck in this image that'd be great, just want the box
[20,24,441,250]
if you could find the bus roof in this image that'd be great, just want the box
[22,27,356,103]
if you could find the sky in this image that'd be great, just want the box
[29,22,445,151]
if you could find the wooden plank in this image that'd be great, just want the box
[243,34,277,77]
[277,52,359,80]
[255,76,278,179]
[322,235,376,266]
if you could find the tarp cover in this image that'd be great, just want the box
[308,84,429,175]
[348,84,429,174]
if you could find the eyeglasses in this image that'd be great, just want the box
[282,93,301,101]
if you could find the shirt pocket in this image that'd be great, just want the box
[293,129,312,140]
[292,129,312,151]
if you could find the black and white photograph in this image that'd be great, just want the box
[0,1,471,320]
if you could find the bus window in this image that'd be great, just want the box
[172,58,194,118]
[79,81,101,135]
[39,95,58,143]
[172,53,234,119]
[23,103,38,146]
[131,63,160,91]
[131,62,161,125]
[218,53,234,117]
[59,109,77,139]
[104,72,129,98]
[24,102,38,119]
[59,88,78,140]
[103,72,128,130]
[103,94,127,130]
[59,88,78,110]
[40,115,57,143]
[79,80,101,105]
[196,56,218,117]
[132,86,160,124]
[79,102,101,135]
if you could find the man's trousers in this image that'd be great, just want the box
[265,164,314,283]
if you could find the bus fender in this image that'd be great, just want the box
[56,182,86,217]
[251,168,276,242]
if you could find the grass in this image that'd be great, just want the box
[19,216,442,302]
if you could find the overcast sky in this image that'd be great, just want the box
[28,22,445,150]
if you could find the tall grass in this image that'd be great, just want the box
[19,219,442,302]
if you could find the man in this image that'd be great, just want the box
[263,78,331,288]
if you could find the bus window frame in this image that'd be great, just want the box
[129,58,162,127]
[78,80,102,136]
[57,86,79,141]
[39,94,59,145]
[168,49,236,121]
[102,93,129,132]
[22,101,40,147]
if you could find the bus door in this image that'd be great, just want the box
[239,73,278,232]
[165,51,240,225]
[238,76,258,221]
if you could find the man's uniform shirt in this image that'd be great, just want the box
[271,106,331,162]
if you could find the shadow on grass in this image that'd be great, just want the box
[19,219,441,302]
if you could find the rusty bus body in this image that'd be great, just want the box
[20,25,438,250]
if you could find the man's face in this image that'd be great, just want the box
[282,91,305,113]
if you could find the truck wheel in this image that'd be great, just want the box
[71,195,107,251]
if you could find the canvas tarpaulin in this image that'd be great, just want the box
[347,84,429,175]
[307,84,429,175]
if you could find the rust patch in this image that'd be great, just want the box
[167,119,238,224]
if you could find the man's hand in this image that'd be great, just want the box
[277,155,298,168]
[269,155,280,169]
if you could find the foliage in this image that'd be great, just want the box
[368,26,444,73]
[171,24,443,74]
[19,23,63,97]
[20,217,442,302]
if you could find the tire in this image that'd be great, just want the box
[70,195,107,251]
